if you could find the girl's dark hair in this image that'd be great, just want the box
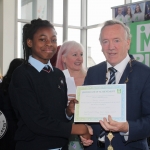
[0,58,24,95]
[22,18,55,63]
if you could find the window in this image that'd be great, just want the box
[87,0,125,25]
[37,0,47,19]
[53,0,63,24]
[68,0,81,26]
[18,0,32,20]
[55,27,63,46]
[132,0,142,3]
[68,28,80,43]
[87,0,124,67]
[17,22,25,58]
[17,0,127,67]
[87,27,105,67]
[18,0,47,20]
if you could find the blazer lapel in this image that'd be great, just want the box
[119,58,136,84]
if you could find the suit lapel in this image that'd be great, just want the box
[119,58,136,84]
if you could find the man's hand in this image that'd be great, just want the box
[99,115,129,132]
[80,136,93,146]
[72,124,92,140]
[80,124,93,146]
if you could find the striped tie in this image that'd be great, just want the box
[43,65,51,73]
[97,67,117,147]
[108,67,117,84]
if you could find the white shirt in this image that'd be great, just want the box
[125,14,132,23]
[116,14,125,23]
[133,12,144,22]
[28,56,53,72]
[125,14,133,27]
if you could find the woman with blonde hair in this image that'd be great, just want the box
[56,40,86,86]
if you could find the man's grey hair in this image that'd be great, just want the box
[99,20,132,42]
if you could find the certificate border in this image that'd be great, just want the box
[74,84,126,122]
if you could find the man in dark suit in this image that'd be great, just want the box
[80,20,150,150]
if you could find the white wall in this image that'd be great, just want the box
[0,0,3,76]
[0,0,16,75]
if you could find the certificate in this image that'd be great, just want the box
[74,84,126,122]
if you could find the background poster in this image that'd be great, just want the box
[145,1,150,20]
[129,20,150,67]
[112,1,150,27]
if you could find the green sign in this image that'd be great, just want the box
[129,20,150,67]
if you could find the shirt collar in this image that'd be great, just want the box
[107,54,130,74]
[28,56,53,72]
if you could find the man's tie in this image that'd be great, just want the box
[108,67,117,84]
[107,67,117,150]
[97,67,117,148]
[42,65,51,73]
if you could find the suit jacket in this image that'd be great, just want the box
[84,56,150,150]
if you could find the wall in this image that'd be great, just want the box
[0,0,3,76]
[0,0,16,75]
